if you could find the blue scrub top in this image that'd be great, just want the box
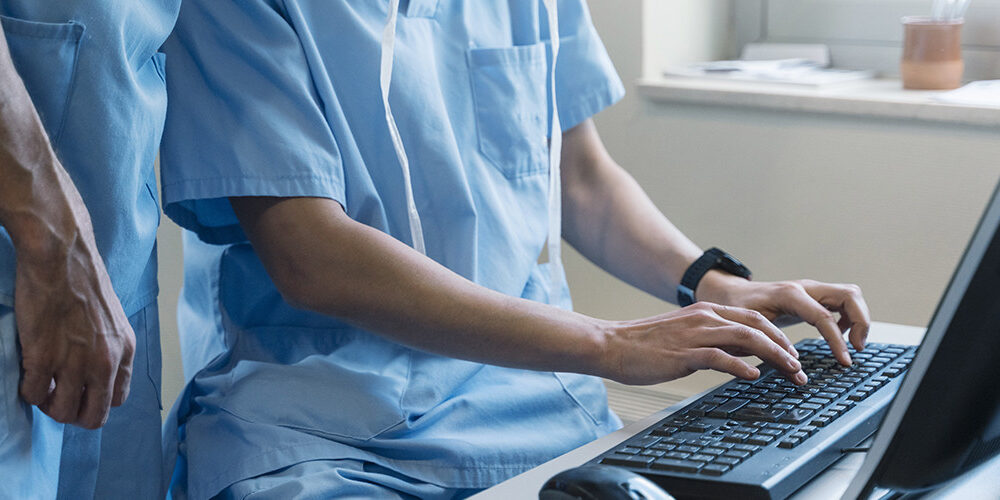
[0,2,178,315]
[161,0,625,497]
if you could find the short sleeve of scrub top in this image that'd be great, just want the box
[160,0,345,245]
[161,0,627,498]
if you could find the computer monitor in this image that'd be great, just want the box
[844,180,1000,499]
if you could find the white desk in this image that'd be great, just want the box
[473,322,1000,499]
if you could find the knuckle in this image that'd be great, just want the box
[702,348,726,365]
[745,309,766,323]
[734,326,758,342]
[816,310,836,323]
[845,283,863,295]
[689,308,714,323]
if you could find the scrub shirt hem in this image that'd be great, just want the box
[191,439,562,500]
[162,173,346,245]
[559,81,626,133]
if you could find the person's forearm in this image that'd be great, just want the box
[233,197,614,377]
[0,25,90,259]
[561,120,703,303]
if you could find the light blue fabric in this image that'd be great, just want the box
[0,3,176,499]
[161,1,625,498]
[0,2,177,316]
[0,301,164,499]
[218,459,480,500]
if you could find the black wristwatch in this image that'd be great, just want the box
[677,248,752,307]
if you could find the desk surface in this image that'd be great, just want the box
[472,322,1000,499]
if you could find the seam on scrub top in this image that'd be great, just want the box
[0,306,12,439]
[558,85,625,132]
[50,23,85,150]
[552,372,602,427]
[161,172,344,188]
[466,49,548,180]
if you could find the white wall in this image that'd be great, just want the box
[157,0,1000,413]
[574,0,1000,396]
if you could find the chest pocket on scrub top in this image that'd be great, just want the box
[0,16,84,148]
[468,42,549,179]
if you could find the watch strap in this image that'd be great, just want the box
[677,248,752,307]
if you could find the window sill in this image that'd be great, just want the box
[637,76,1000,128]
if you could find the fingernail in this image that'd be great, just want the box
[842,351,853,366]
[787,359,801,371]
[747,367,761,379]
[790,345,800,358]
[795,372,808,385]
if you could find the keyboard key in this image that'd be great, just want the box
[689,453,714,463]
[723,449,752,459]
[689,403,718,417]
[709,398,750,418]
[732,444,760,452]
[779,409,814,424]
[799,426,818,435]
[790,431,809,440]
[683,422,713,433]
[664,451,691,460]
[676,445,700,453]
[733,407,786,422]
[746,435,775,446]
[712,456,742,466]
[602,454,655,468]
[700,463,731,476]
[758,428,784,436]
[640,449,666,457]
[652,458,706,473]
[650,427,679,437]
[847,392,869,401]
[617,446,642,455]
[799,403,822,411]
[701,447,726,456]
[633,436,661,448]
[723,433,750,444]
[811,416,832,427]
[778,438,801,449]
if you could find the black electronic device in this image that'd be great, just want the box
[677,248,752,307]
[842,180,1000,499]
[586,180,1000,500]
[590,339,916,499]
[538,464,675,500]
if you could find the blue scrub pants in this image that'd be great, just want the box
[0,301,163,499]
[216,459,482,500]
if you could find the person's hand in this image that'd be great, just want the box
[602,302,805,386]
[13,226,135,430]
[698,272,871,366]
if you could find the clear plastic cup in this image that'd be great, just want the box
[900,16,964,90]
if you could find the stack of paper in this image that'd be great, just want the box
[664,59,875,88]
[931,80,1000,107]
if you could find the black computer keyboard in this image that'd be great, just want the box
[592,339,916,500]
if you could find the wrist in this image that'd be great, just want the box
[695,269,749,305]
[578,316,619,379]
[3,171,93,264]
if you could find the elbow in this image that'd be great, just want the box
[267,258,327,313]
[268,259,356,317]
[276,279,319,312]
